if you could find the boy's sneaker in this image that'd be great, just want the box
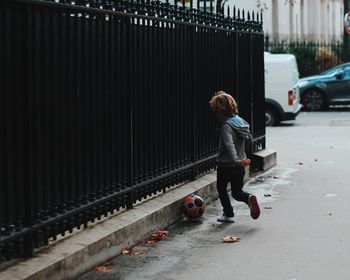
[248,195,260,220]
[217,214,235,223]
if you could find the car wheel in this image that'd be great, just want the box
[265,107,279,127]
[301,89,326,111]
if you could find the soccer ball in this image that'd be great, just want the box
[182,195,206,219]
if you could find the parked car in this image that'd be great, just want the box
[264,52,303,126]
[298,62,350,111]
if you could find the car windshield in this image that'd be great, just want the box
[321,66,342,76]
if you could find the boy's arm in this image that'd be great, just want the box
[221,124,239,163]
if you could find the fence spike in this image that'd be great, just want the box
[233,6,236,17]
[210,0,213,13]
[256,11,259,22]
[252,10,255,21]
[242,9,245,20]
[247,11,250,20]
[227,5,230,17]
[203,0,206,12]
[190,0,192,9]
[237,8,240,19]
[182,0,185,8]
[260,12,263,23]
[197,0,199,10]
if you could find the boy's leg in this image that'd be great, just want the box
[230,167,260,219]
[217,167,234,217]
[230,167,250,204]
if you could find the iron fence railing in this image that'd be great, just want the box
[265,36,343,77]
[1,0,265,261]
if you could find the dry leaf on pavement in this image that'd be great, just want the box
[132,249,147,255]
[222,236,241,243]
[145,230,169,245]
[151,230,169,241]
[145,240,157,245]
[264,193,271,197]
[121,247,132,255]
[95,265,113,273]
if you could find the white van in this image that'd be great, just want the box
[264,52,303,126]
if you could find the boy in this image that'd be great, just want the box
[209,91,260,222]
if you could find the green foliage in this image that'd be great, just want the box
[266,41,343,78]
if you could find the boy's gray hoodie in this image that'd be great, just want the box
[217,115,253,167]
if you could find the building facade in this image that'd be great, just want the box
[224,0,344,42]
[192,0,345,42]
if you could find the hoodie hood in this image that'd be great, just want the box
[225,115,251,139]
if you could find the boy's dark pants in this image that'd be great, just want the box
[217,166,251,217]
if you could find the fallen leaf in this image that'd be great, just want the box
[152,230,169,238]
[272,176,280,179]
[222,236,241,243]
[264,193,271,197]
[145,230,169,245]
[264,206,272,209]
[145,240,157,245]
[297,162,304,165]
[121,247,132,254]
[95,265,113,273]
[132,249,147,255]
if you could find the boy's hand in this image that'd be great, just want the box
[238,159,251,167]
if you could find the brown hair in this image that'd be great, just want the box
[209,91,238,118]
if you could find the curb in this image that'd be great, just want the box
[0,150,276,280]
[0,173,218,280]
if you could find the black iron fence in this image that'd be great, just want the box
[1,0,265,261]
[265,37,343,77]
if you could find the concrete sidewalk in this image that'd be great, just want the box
[0,150,276,280]
[0,173,219,280]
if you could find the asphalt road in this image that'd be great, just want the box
[80,109,350,280]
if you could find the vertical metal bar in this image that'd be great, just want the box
[97,14,104,197]
[120,18,128,192]
[33,5,44,221]
[109,15,118,192]
[153,18,160,177]
[249,16,253,134]
[191,24,198,179]
[83,12,92,202]
[58,9,68,234]
[115,16,124,191]
[104,14,111,191]
[70,9,79,208]
[0,0,7,235]
[43,6,52,218]
[24,2,34,257]
[132,17,140,185]
[172,24,178,171]
[125,16,134,208]
[76,8,84,204]
[141,18,149,182]
[90,11,98,201]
